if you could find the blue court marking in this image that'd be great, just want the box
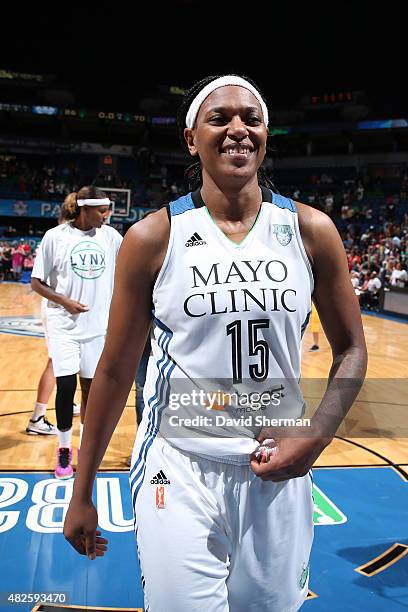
[361,309,408,324]
[0,473,142,612]
[308,467,408,611]
[0,467,407,611]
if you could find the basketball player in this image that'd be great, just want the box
[309,304,321,351]
[25,351,81,435]
[31,186,122,478]
[64,76,367,611]
[26,204,81,436]
[25,354,81,435]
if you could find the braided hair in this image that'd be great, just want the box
[177,74,277,192]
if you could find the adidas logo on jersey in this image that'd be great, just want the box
[150,470,170,485]
[185,233,207,247]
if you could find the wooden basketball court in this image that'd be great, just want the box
[1,282,407,472]
[1,282,408,611]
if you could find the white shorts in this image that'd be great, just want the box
[48,335,105,378]
[130,436,314,612]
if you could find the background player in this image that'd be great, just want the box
[26,203,81,435]
[64,76,367,611]
[31,186,122,478]
[309,303,321,351]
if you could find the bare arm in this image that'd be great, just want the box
[64,209,169,555]
[300,204,367,434]
[252,204,367,480]
[31,277,89,314]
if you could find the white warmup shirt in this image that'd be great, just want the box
[391,268,408,288]
[137,188,314,461]
[32,222,122,340]
[367,277,381,293]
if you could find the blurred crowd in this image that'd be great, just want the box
[0,157,83,200]
[0,238,34,281]
[0,153,183,210]
[346,225,407,310]
[281,169,408,310]
[1,160,407,309]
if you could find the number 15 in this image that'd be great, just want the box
[226,319,270,384]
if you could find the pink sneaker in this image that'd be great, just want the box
[54,447,74,479]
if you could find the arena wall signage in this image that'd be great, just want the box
[0,199,151,222]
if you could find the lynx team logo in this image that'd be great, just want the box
[272,224,293,246]
[70,241,106,279]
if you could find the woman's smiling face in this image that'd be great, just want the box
[185,85,268,187]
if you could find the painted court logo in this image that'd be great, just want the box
[313,484,347,525]
[272,224,293,246]
[0,316,44,337]
[0,474,346,533]
[70,241,106,279]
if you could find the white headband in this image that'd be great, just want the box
[77,198,112,207]
[185,76,269,129]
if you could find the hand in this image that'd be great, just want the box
[61,297,89,315]
[64,498,108,559]
[250,430,332,482]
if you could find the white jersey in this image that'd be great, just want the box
[32,222,122,340]
[138,188,313,461]
[391,268,408,288]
